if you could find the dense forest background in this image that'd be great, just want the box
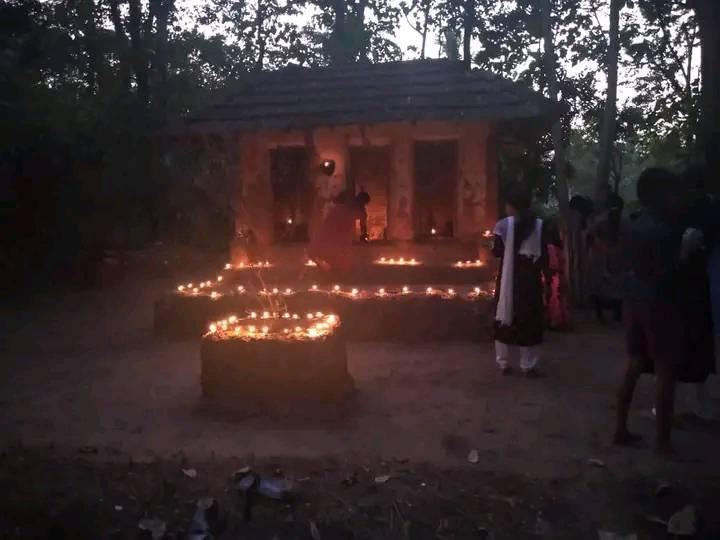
[1,0,718,291]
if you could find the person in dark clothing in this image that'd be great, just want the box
[588,193,626,323]
[491,187,547,376]
[613,168,682,457]
[674,166,717,419]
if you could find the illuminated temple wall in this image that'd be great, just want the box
[235,121,499,245]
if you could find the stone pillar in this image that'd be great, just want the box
[457,123,490,239]
[485,130,500,229]
[388,131,414,241]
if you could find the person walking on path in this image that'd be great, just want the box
[613,168,682,457]
[491,188,547,377]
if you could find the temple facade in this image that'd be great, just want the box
[182,59,559,247]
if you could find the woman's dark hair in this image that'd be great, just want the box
[569,195,595,229]
[636,167,675,209]
[356,191,371,206]
[506,187,536,246]
[606,192,624,243]
[683,164,707,192]
[545,219,562,248]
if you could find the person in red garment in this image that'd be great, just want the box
[309,190,370,274]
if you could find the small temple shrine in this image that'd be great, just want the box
[181,59,559,251]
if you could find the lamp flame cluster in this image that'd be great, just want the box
[206,312,340,341]
[375,257,420,266]
[453,259,485,268]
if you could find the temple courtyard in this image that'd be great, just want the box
[1,277,719,538]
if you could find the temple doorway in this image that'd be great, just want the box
[348,146,391,241]
[270,147,311,242]
[413,140,458,238]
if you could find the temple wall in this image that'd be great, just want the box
[239,121,497,245]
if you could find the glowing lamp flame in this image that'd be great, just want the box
[351,288,358,296]
[333,285,340,292]
[431,228,436,235]
[448,288,455,295]
[402,286,409,294]
[426,287,433,294]
[209,323,217,333]
[178,285,184,292]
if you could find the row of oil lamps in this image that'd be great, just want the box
[179,284,493,300]
[206,312,339,340]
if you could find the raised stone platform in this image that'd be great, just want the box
[155,285,494,341]
[200,313,352,413]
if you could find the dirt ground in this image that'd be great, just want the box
[1,278,719,539]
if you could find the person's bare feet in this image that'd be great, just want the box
[612,430,643,447]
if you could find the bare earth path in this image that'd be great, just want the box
[0,279,719,538]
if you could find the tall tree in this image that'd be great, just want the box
[541,0,569,214]
[595,0,623,204]
[690,0,720,191]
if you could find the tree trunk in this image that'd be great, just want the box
[541,0,569,215]
[153,0,174,113]
[330,0,347,64]
[542,0,575,315]
[128,0,149,105]
[693,0,720,193]
[462,0,474,70]
[595,0,621,208]
[108,0,132,93]
[78,0,102,92]
[254,0,266,71]
[420,0,430,59]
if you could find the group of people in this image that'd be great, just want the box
[491,166,718,456]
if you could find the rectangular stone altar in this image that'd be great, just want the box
[200,313,352,413]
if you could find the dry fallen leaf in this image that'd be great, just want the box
[655,480,671,497]
[374,475,392,484]
[309,520,321,540]
[467,449,480,464]
[587,458,606,468]
[138,517,166,540]
[667,505,696,536]
[182,468,198,479]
